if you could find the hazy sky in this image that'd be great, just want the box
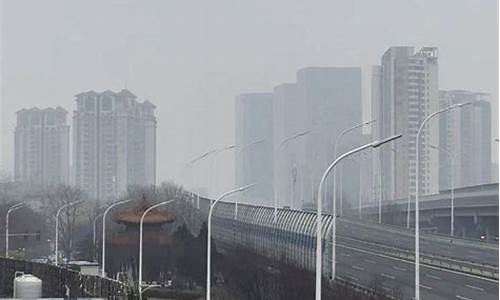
[1,0,498,191]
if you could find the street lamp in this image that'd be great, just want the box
[414,102,471,300]
[333,120,375,217]
[210,145,236,199]
[102,199,134,277]
[339,152,371,219]
[189,149,219,209]
[236,139,265,219]
[278,130,310,220]
[139,199,175,299]
[55,200,83,265]
[92,213,104,262]
[386,146,411,227]
[315,134,402,300]
[352,152,371,219]
[206,183,256,300]
[5,203,24,258]
[428,144,457,236]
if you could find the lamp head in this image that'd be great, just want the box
[372,134,403,148]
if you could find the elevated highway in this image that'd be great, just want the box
[177,193,498,300]
[361,183,499,239]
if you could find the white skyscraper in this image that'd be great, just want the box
[235,93,274,206]
[73,89,156,201]
[374,46,439,201]
[439,90,492,189]
[14,107,70,187]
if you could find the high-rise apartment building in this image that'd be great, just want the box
[373,46,439,201]
[73,89,156,201]
[235,93,274,206]
[439,90,492,189]
[14,107,69,186]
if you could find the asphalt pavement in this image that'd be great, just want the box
[337,218,498,267]
[331,239,499,300]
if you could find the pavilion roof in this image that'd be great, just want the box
[113,200,175,225]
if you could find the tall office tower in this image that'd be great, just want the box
[439,90,492,189]
[14,107,70,187]
[374,47,439,201]
[273,83,306,210]
[295,67,363,212]
[73,89,156,202]
[235,93,274,206]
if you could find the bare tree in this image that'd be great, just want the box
[40,184,87,262]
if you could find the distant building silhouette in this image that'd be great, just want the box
[235,93,274,206]
[273,67,363,211]
[372,47,439,200]
[14,107,69,186]
[439,90,492,189]
[73,89,156,202]
[273,83,302,210]
[299,67,363,211]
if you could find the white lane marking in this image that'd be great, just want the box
[336,243,499,283]
[381,273,395,280]
[340,275,359,282]
[465,284,484,291]
[338,218,498,251]
[364,259,376,264]
[381,285,391,291]
[393,266,407,271]
[352,265,364,271]
[420,284,432,290]
[425,274,441,280]
[456,295,473,300]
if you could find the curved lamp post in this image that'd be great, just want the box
[236,139,265,219]
[414,102,471,300]
[5,203,24,258]
[55,200,83,265]
[333,120,375,217]
[428,144,457,236]
[189,149,219,209]
[138,199,176,299]
[210,145,236,199]
[315,134,402,300]
[92,213,104,262]
[387,146,411,227]
[206,183,256,300]
[278,131,310,221]
[101,199,134,277]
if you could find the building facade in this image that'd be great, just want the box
[235,93,274,206]
[373,46,439,202]
[73,89,156,201]
[14,107,69,187]
[439,90,492,189]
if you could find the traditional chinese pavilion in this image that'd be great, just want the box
[107,199,176,281]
